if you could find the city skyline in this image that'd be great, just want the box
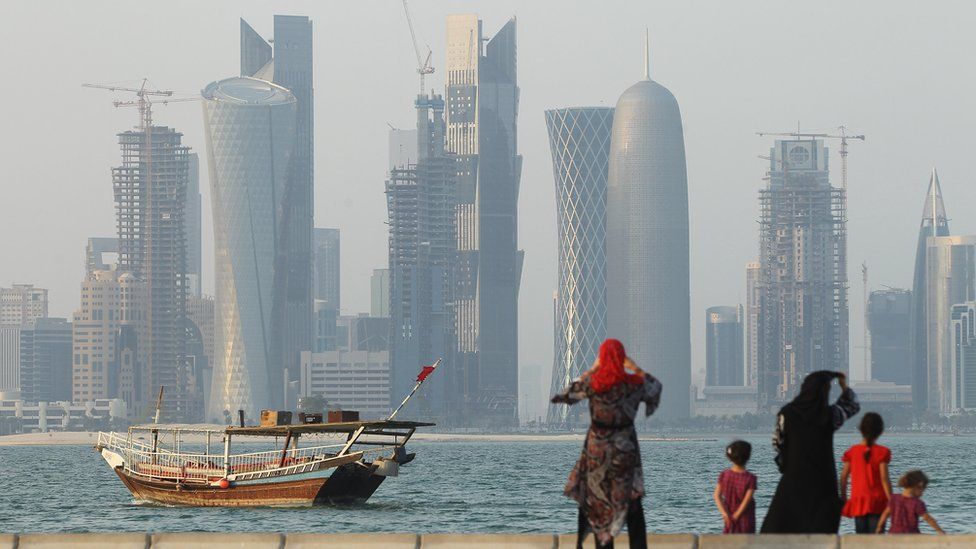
[4,2,976,413]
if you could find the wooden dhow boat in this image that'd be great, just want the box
[96,361,441,507]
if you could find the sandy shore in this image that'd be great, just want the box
[0,430,721,446]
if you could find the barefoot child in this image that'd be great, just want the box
[714,440,757,533]
[877,470,945,534]
[840,412,891,533]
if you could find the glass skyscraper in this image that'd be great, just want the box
[705,306,744,387]
[240,15,315,408]
[202,76,297,421]
[910,169,950,412]
[606,43,691,418]
[446,15,522,425]
[544,107,613,427]
[868,288,912,385]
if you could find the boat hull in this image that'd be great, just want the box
[114,463,387,507]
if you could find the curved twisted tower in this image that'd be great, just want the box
[606,37,690,418]
[202,77,297,420]
[545,107,614,427]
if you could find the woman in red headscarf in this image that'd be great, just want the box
[551,338,663,549]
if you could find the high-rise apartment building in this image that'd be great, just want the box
[72,270,145,409]
[0,284,48,325]
[868,288,912,385]
[544,107,613,427]
[910,169,950,412]
[387,92,457,419]
[446,14,522,425]
[757,138,848,408]
[923,235,976,414]
[606,40,690,418]
[240,16,315,403]
[745,262,761,386]
[706,306,744,387]
[20,318,72,403]
[950,301,976,411]
[202,76,297,420]
[113,124,192,419]
[313,228,340,311]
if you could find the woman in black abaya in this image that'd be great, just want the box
[761,370,860,533]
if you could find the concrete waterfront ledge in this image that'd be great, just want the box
[2,533,976,548]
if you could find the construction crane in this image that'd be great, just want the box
[401,0,434,95]
[82,79,192,131]
[756,127,865,190]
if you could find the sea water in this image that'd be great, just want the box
[0,434,973,534]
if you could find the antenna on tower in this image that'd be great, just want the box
[643,29,651,80]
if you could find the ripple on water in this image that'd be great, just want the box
[0,435,973,533]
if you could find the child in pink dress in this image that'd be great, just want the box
[877,470,945,534]
[713,440,757,533]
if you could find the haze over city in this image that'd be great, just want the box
[2,1,976,421]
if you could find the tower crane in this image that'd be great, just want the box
[82,79,193,131]
[401,0,434,95]
[756,127,865,190]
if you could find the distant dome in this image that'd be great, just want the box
[202,76,295,106]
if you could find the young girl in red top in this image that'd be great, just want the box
[840,412,891,533]
[713,440,757,533]
[877,470,945,534]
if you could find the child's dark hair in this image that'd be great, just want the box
[898,469,929,489]
[726,440,752,467]
[859,412,885,462]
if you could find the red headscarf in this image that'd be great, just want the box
[590,338,645,393]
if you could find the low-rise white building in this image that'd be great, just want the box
[0,398,126,433]
[300,350,390,419]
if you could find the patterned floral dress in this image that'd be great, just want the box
[554,374,662,545]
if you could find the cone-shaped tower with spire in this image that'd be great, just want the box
[910,168,950,412]
[606,32,690,418]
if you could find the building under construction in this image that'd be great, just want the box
[113,125,195,420]
[386,92,457,420]
[757,138,849,408]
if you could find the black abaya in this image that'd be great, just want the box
[761,374,860,534]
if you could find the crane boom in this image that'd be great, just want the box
[401,0,434,95]
[756,127,865,190]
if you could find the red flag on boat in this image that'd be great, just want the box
[416,363,437,382]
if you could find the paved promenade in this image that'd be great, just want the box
[1,533,973,548]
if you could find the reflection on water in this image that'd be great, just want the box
[0,435,972,533]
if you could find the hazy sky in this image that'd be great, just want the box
[2,1,976,416]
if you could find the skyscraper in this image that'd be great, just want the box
[745,262,761,386]
[757,138,848,407]
[544,107,613,427]
[868,288,912,385]
[85,238,119,275]
[387,91,457,419]
[950,301,976,411]
[19,317,72,403]
[910,169,950,412]
[923,235,976,414]
[112,125,192,419]
[446,15,522,425]
[705,306,744,387]
[370,269,390,318]
[606,37,690,418]
[202,76,297,420]
[240,15,315,409]
[313,228,340,311]
[186,153,203,297]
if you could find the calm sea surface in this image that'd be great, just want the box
[1,434,973,534]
